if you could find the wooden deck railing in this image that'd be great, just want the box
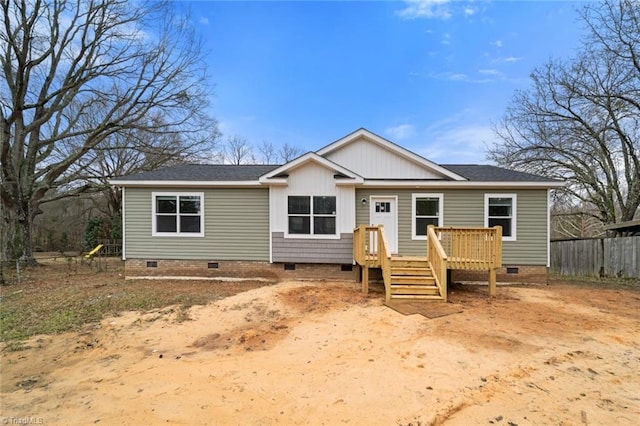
[427,226,448,303]
[353,224,391,297]
[354,224,504,300]
[427,225,503,296]
[430,226,502,270]
[378,228,392,302]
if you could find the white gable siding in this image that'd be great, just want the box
[324,137,442,179]
[270,162,355,235]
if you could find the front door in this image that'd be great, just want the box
[370,196,398,253]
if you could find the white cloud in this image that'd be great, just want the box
[493,40,503,48]
[441,32,451,45]
[490,56,524,64]
[425,71,496,84]
[463,6,476,16]
[396,0,452,20]
[418,123,499,164]
[478,69,501,76]
[385,124,416,140]
[199,17,209,25]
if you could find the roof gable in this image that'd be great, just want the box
[316,128,465,181]
[258,152,364,185]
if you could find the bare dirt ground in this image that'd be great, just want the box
[1,278,639,425]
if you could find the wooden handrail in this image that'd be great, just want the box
[427,225,448,302]
[354,224,392,300]
[377,226,392,302]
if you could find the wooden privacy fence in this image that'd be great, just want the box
[550,236,640,278]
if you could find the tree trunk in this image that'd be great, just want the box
[16,199,38,266]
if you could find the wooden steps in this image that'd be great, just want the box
[388,257,444,302]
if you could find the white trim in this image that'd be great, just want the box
[126,276,274,282]
[316,128,466,181]
[411,193,444,240]
[122,187,126,260]
[547,189,551,268]
[362,180,564,188]
[112,179,563,189]
[151,191,205,237]
[259,152,364,184]
[370,195,399,254]
[284,194,340,239]
[111,180,263,187]
[269,187,273,263]
[484,193,517,242]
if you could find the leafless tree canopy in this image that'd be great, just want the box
[223,135,255,165]
[490,0,639,235]
[0,0,217,262]
[278,142,303,162]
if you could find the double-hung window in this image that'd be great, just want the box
[152,192,204,237]
[288,196,336,236]
[485,194,516,241]
[412,193,443,239]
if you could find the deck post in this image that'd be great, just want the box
[362,265,369,294]
[488,268,497,297]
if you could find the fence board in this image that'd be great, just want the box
[551,236,639,278]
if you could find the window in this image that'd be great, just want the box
[375,201,391,213]
[412,194,443,239]
[485,194,517,241]
[288,196,336,236]
[152,192,204,237]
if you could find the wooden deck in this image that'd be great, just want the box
[354,225,503,303]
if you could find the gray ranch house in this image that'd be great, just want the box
[111,128,562,301]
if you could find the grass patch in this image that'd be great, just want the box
[550,274,640,291]
[0,260,274,342]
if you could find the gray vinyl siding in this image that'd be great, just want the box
[124,187,269,260]
[272,232,353,263]
[355,188,549,265]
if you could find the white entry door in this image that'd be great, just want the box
[370,196,398,253]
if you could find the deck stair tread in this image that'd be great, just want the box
[390,276,436,285]
[390,294,444,300]
[390,267,433,276]
[390,286,440,296]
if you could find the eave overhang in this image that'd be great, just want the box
[109,180,263,188]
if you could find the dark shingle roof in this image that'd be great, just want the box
[114,163,559,183]
[441,165,560,182]
[117,164,280,181]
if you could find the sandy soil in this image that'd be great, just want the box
[1,280,639,425]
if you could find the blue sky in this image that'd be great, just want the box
[188,0,588,164]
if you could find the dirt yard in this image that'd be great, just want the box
[1,277,639,425]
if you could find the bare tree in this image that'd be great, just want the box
[278,142,303,163]
[550,192,605,239]
[257,140,277,164]
[490,0,639,232]
[0,0,215,263]
[223,135,255,165]
[79,116,220,219]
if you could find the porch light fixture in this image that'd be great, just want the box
[361,198,368,205]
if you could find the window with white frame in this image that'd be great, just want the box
[485,194,516,241]
[412,193,443,239]
[288,196,336,235]
[152,192,204,237]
